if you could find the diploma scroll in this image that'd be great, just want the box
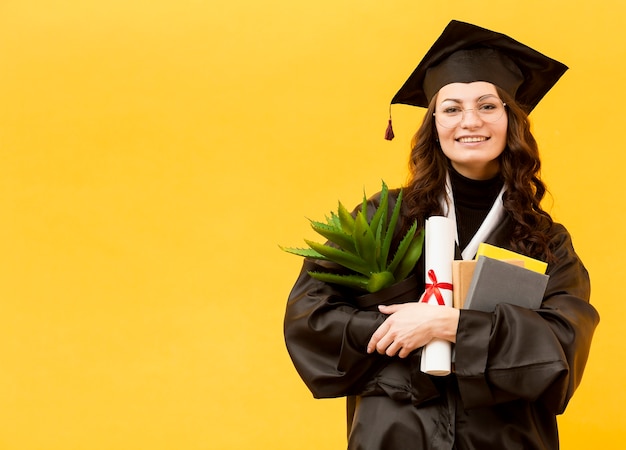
[420,216,456,376]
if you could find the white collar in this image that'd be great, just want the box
[441,172,506,260]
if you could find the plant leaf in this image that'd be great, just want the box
[380,188,403,269]
[328,211,342,230]
[305,239,371,275]
[308,271,369,291]
[369,181,388,244]
[393,225,424,281]
[353,210,378,271]
[361,188,368,220]
[366,271,395,293]
[337,201,355,234]
[279,245,327,259]
[387,220,417,274]
[309,220,357,253]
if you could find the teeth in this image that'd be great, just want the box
[458,137,487,143]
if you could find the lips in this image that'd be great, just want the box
[457,136,489,143]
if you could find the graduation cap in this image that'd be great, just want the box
[385,20,568,140]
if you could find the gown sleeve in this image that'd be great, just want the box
[454,223,600,413]
[283,260,388,398]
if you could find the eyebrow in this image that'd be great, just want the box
[439,94,500,104]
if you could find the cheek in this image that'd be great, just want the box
[435,124,452,143]
[494,123,508,149]
[498,118,509,139]
[435,127,455,156]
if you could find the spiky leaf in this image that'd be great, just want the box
[327,211,342,230]
[305,239,370,275]
[361,189,368,220]
[387,220,418,275]
[308,271,369,291]
[366,271,395,293]
[353,210,378,270]
[379,188,403,269]
[337,201,355,234]
[369,181,389,243]
[309,220,357,253]
[393,226,424,281]
[279,245,327,260]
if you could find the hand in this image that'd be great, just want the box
[366,303,459,358]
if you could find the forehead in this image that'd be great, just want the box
[437,81,499,102]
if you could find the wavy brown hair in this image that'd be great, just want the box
[403,86,556,262]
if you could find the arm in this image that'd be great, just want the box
[283,189,411,398]
[454,224,599,413]
[367,302,460,358]
[283,259,388,398]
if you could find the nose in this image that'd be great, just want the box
[460,108,482,128]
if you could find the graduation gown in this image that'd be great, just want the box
[283,190,599,450]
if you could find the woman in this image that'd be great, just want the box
[284,20,599,449]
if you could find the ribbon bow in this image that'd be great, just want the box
[422,269,453,306]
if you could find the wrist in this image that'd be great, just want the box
[434,306,460,343]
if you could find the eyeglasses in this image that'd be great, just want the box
[433,99,507,128]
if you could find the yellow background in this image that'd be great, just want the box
[0,1,622,448]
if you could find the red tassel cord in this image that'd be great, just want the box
[385,118,394,140]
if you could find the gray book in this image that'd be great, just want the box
[463,256,549,312]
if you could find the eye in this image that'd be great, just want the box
[478,102,498,112]
[442,106,462,115]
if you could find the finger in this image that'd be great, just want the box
[378,304,400,314]
[367,322,390,353]
[369,324,395,355]
[397,335,424,358]
[375,332,396,355]
[397,344,413,359]
[384,332,414,357]
[384,340,401,357]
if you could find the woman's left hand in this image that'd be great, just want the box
[367,303,460,358]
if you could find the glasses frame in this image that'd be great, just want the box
[433,99,507,129]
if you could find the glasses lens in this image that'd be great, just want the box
[434,100,506,128]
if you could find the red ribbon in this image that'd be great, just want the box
[422,269,453,306]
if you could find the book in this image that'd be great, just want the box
[452,259,524,309]
[463,256,549,312]
[476,242,548,274]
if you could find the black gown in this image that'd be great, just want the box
[283,188,599,450]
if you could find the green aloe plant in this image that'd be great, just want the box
[281,181,424,293]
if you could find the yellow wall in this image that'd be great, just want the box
[0,1,622,448]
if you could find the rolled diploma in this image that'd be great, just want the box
[420,216,456,376]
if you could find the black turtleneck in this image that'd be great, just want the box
[449,166,504,250]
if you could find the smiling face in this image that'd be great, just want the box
[434,81,508,180]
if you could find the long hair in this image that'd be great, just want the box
[403,86,556,262]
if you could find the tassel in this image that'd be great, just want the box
[385,105,395,141]
[385,118,394,141]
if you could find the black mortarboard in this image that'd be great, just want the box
[385,20,568,140]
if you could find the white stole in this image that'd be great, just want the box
[441,172,506,261]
